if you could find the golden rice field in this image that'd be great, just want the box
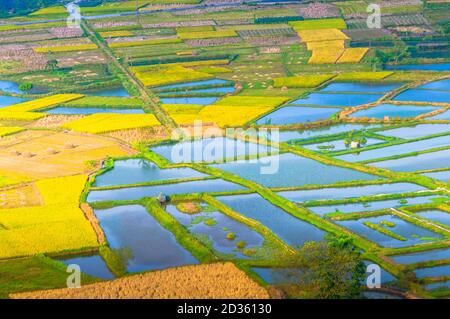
[34,44,98,53]
[334,71,394,81]
[337,48,370,63]
[0,127,24,137]
[177,29,238,40]
[132,65,213,87]
[1,94,84,112]
[63,113,161,133]
[297,28,349,42]
[273,74,336,88]
[0,112,46,121]
[212,96,289,108]
[11,263,269,299]
[289,18,347,30]
[99,30,134,38]
[0,175,98,259]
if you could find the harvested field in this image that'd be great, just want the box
[11,263,270,299]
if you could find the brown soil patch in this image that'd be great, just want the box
[104,126,169,145]
[30,115,85,128]
[0,183,42,209]
[11,262,269,299]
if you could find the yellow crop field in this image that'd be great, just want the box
[133,60,229,71]
[337,48,370,63]
[273,74,336,88]
[212,96,289,108]
[0,112,46,121]
[309,48,345,64]
[63,113,160,133]
[335,71,394,81]
[0,175,99,259]
[306,40,345,51]
[2,94,84,112]
[196,66,231,74]
[297,28,349,42]
[177,29,238,40]
[109,38,182,48]
[132,65,213,87]
[34,44,98,53]
[0,127,24,137]
[289,18,347,30]
[99,30,134,38]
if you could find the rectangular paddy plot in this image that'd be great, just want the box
[160,87,235,95]
[216,193,325,248]
[0,96,28,107]
[258,124,381,142]
[256,106,341,125]
[46,107,145,115]
[422,170,450,182]
[59,255,115,280]
[309,195,443,215]
[376,124,450,139]
[350,104,440,119]
[211,153,380,188]
[95,205,198,273]
[87,179,246,202]
[154,79,232,91]
[151,137,277,164]
[160,97,219,105]
[93,159,208,187]
[417,78,450,91]
[320,82,403,93]
[372,149,450,172]
[166,204,264,259]
[415,264,450,278]
[390,247,450,264]
[336,135,450,162]
[431,110,450,120]
[336,215,442,248]
[393,89,450,103]
[415,209,450,227]
[278,183,426,203]
[302,137,385,152]
[291,93,383,107]
[425,280,450,291]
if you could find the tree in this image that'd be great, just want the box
[278,234,365,299]
[19,82,33,93]
[46,59,58,71]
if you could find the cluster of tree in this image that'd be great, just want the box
[371,47,410,70]
[275,234,366,299]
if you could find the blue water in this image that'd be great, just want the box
[166,205,264,259]
[372,148,450,172]
[151,137,277,163]
[363,291,402,299]
[321,82,403,93]
[350,104,439,119]
[87,179,246,202]
[89,87,130,97]
[0,80,22,94]
[161,97,218,104]
[416,210,450,227]
[256,106,341,125]
[390,248,450,264]
[415,264,450,278]
[393,89,450,103]
[385,63,450,71]
[278,183,425,203]
[309,195,442,215]
[93,159,208,187]
[216,193,325,247]
[336,215,442,248]
[425,280,450,291]
[155,79,231,91]
[0,95,28,107]
[422,170,450,182]
[431,110,450,120]
[211,153,379,188]
[418,79,450,91]
[291,93,383,107]
[46,107,145,115]
[160,86,235,95]
[377,124,450,139]
[303,137,384,152]
[59,255,115,280]
[257,124,381,142]
[336,135,450,162]
[95,205,198,273]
